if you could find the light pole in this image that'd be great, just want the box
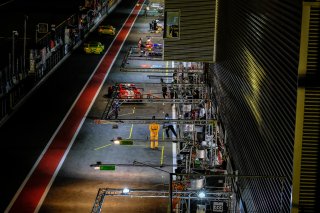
[12,30,19,74]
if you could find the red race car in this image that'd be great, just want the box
[117,83,143,100]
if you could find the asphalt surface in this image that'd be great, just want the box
[1,0,173,212]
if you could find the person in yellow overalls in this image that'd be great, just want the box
[149,116,160,149]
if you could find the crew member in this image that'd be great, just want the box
[112,100,120,119]
[161,78,167,98]
[163,113,178,139]
[138,38,143,56]
[149,116,160,149]
[146,37,152,50]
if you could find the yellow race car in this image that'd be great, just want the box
[83,41,105,54]
[98,25,116,35]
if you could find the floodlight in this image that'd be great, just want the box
[122,188,130,194]
[197,190,206,199]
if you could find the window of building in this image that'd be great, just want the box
[164,11,180,38]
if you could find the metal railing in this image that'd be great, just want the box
[0,0,120,125]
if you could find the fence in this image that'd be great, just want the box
[0,0,120,125]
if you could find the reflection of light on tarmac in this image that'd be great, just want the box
[140,64,151,68]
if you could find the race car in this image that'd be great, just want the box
[83,41,105,54]
[145,43,162,51]
[98,25,116,35]
[117,83,143,100]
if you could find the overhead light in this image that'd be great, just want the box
[122,188,130,194]
[93,161,101,169]
[197,190,206,199]
[113,139,133,145]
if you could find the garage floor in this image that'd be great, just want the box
[40,3,174,213]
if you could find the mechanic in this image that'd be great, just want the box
[146,37,152,46]
[163,113,178,139]
[162,85,167,99]
[145,5,149,17]
[160,78,167,98]
[138,38,144,56]
[149,116,160,150]
[153,19,157,30]
[169,85,174,99]
[112,100,120,119]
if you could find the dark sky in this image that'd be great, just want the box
[0,0,83,11]
[0,0,84,68]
